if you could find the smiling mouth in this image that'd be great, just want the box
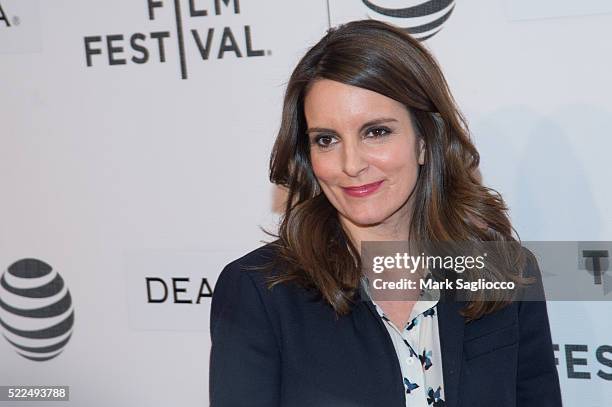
[341,180,384,197]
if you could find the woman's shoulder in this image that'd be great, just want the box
[213,239,323,315]
[210,241,286,345]
[214,240,290,301]
[219,240,282,279]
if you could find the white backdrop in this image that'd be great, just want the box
[1,0,610,405]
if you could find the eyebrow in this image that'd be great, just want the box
[305,117,398,135]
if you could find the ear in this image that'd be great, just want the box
[418,138,426,165]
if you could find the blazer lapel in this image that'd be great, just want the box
[437,299,466,407]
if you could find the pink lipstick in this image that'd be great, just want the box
[341,180,384,197]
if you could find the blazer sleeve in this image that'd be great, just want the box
[209,261,281,407]
[516,251,563,406]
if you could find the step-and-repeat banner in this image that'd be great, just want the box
[1,1,611,405]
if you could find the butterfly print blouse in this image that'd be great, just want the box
[360,277,446,406]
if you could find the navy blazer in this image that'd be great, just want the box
[209,242,563,407]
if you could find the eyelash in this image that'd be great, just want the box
[312,127,392,149]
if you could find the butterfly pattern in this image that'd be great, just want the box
[370,285,446,406]
[403,377,419,394]
[427,386,445,407]
[420,349,433,370]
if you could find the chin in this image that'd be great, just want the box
[342,210,387,227]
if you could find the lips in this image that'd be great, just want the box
[341,180,384,197]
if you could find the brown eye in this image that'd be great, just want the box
[313,135,337,149]
[367,127,391,138]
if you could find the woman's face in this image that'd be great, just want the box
[304,79,425,232]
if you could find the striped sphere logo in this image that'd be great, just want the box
[362,0,456,41]
[0,259,74,361]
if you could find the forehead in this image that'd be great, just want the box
[303,79,408,126]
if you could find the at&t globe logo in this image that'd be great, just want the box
[362,0,455,41]
[0,259,75,361]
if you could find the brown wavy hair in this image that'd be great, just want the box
[253,19,533,322]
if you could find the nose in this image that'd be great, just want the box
[341,138,368,177]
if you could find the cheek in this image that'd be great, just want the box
[310,154,336,182]
[371,142,418,175]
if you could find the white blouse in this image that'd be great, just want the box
[360,276,446,406]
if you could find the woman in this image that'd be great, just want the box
[209,19,562,407]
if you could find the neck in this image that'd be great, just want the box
[340,214,411,256]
